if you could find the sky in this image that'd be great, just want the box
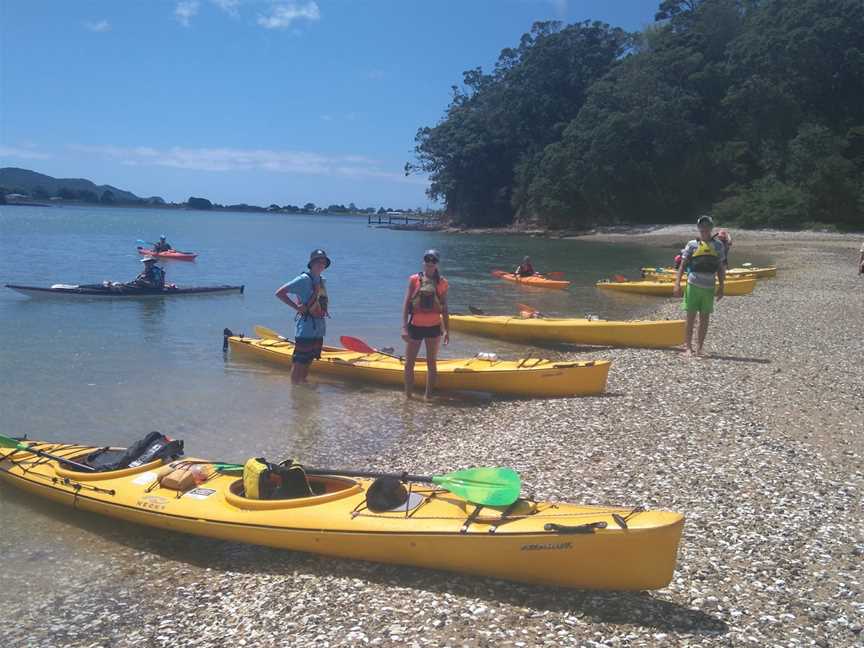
[0,0,660,208]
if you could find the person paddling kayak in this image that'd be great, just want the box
[402,249,449,399]
[275,249,331,385]
[514,256,535,277]
[674,215,726,357]
[152,235,173,253]
[131,257,166,289]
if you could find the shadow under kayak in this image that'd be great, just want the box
[6,283,244,298]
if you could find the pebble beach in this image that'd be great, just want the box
[2,227,862,647]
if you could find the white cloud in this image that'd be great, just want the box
[211,0,240,16]
[174,1,200,27]
[69,144,423,184]
[0,146,52,160]
[257,2,320,29]
[84,20,111,33]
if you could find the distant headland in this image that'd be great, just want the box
[0,167,436,217]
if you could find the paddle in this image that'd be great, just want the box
[255,325,290,341]
[215,464,521,506]
[516,303,542,318]
[340,335,403,361]
[0,434,96,472]
[136,238,158,248]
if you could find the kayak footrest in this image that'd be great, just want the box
[544,521,607,534]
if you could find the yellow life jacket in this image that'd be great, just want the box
[688,240,721,274]
[410,272,442,314]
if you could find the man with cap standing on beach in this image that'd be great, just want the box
[674,216,726,357]
[275,249,331,384]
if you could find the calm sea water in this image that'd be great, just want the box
[0,204,752,592]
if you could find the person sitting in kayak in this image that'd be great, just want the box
[402,249,449,400]
[131,257,166,289]
[152,235,173,253]
[514,256,535,277]
[275,249,331,385]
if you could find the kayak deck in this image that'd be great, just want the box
[137,247,198,261]
[226,332,610,397]
[491,271,571,290]
[450,314,685,348]
[0,440,684,590]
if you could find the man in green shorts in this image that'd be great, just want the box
[674,215,726,357]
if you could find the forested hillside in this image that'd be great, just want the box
[408,0,864,229]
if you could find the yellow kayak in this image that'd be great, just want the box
[641,265,777,279]
[0,439,685,590]
[226,331,610,397]
[596,277,756,296]
[450,314,685,348]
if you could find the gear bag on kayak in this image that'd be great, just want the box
[84,432,184,472]
[243,458,314,499]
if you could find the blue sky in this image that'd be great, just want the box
[1,0,659,207]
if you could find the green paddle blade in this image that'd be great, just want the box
[0,434,25,450]
[432,467,521,506]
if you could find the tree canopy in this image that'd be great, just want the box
[409,0,864,229]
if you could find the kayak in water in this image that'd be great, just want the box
[5,283,244,298]
[137,247,198,261]
[224,327,610,397]
[0,435,685,590]
[491,270,571,290]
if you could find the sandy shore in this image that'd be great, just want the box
[2,229,862,647]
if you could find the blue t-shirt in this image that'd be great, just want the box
[285,272,326,339]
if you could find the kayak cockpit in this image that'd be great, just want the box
[225,475,362,510]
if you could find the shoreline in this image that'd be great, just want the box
[3,229,863,647]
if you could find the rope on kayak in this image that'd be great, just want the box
[487,499,524,534]
[460,504,484,534]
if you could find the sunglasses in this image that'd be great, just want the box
[423,256,439,264]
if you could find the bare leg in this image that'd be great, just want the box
[684,311,697,354]
[291,362,309,384]
[423,335,442,400]
[403,338,422,397]
[695,312,711,356]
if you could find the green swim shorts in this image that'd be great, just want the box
[682,283,715,314]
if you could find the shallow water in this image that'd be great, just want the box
[0,205,766,590]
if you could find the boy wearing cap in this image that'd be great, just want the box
[674,216,726,357]
[275,249,331,384]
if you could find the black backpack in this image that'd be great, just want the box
[85,431,184,472]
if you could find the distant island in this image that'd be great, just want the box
[0,167,436,217]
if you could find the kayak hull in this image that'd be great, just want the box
[641,266,776,279]
[227,333,610,397]
[0,440,684,590]
[450,315,685,348]
[6,284,244,298]
[492,271,571,290]
[596,277,756,296]
[137,247,198,261]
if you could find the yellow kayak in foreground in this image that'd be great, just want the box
[641,265,776,280]
[0,440,685,590]
[450,314,685,348]
[596,277,756,296]
[226,332,610,397]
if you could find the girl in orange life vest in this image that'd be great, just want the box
[401,249,449,399]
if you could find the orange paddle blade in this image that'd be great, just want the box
[340,335,376,354]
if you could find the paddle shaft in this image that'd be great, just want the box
[6,442,95,472]
[304,468,432,482]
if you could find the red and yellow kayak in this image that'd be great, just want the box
[137,247,198,261]
[491,271,571,290]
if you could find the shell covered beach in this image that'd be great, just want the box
[1,227,862,647]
